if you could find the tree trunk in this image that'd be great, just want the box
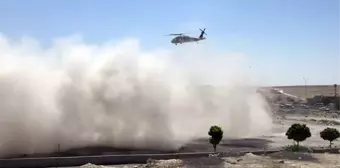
[296,141,299,148]
[329,141,332,148]
[213,145,216,153]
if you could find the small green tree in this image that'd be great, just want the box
[320,127,340,148]
[208,125,223,153]
[285,123,311,148]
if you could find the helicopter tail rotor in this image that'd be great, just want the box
[199,28,207,39]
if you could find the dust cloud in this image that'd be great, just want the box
[0,34,273,157]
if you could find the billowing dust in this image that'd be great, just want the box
[0,34,273,157]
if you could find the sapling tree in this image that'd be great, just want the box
[208,125,223,153]
[320,127,340,148]
[285,123,311,148]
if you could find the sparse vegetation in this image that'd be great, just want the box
[208,125,223,153]
[286,96,294,102]
[285,123,311,148]
[334,97,340,110]
[320,127,340,148]
[274,95,282,102]
[321,96,332,106]
[283,144,310,152]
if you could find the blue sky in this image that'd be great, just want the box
[0,0,339,86]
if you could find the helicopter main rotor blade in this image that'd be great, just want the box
[199,28,207,35]
[165,33,185,36]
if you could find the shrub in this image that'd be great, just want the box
[320,127,340,148]
[275,95,282,102]
[287,96,294,102]
[283,144,310,152]
[208,125,223,152]
[321,96,332,106]
[285,123,311,148]
[334,97,340,110]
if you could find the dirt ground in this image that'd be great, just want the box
[39,87,340,168]
[80,152,340,168]
[78,107,340,168]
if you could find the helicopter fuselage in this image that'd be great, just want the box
[171,35,205,45]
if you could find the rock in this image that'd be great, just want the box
[79,163,108,168]
[308,148,314,153]
[278,160,285,163]
[209,153,221,158]
[224,158,237,164]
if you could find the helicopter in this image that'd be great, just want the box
[166,28,207,45]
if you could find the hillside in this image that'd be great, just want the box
[264,85,339,99]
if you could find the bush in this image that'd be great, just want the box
[285,123,311,148]
[320,127,340,148]
[287,96,294,102]
[321,96,332,106]
[275,95,282,102]
[334,97,340,110]
[208,125,223,152]
[283,144,310,152]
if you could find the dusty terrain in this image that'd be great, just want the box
[80,152,340,168]
[54,86,340,168]
[72,106,340,168]
[13,85,340,167]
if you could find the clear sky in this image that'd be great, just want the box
[0,0,339,86]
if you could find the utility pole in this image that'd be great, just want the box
[334,84,337,97]
[56,143,60,168]
[303,77,307,99]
